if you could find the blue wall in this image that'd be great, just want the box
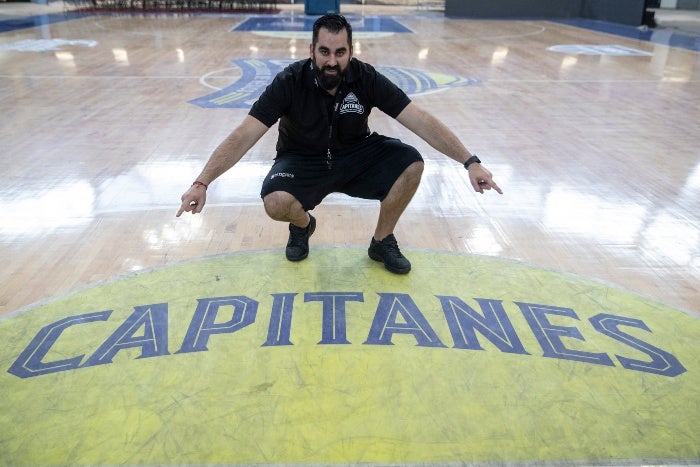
[445,0,647,26]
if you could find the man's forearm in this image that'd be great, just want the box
[195,115,269,185]
[422,113,473,164]
[396,103,472,164]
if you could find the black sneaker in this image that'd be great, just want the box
[285,214,316,261]
[368,234,411,274]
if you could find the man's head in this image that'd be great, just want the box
[310,14,353,91]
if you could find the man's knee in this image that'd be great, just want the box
[263,191,302,220]
[403,160,424,185]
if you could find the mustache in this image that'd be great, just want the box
[322,65,341,72]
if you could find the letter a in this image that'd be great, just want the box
[83,303,169,367]
[364,293,445,347]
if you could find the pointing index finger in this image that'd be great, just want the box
[491,181,503,194]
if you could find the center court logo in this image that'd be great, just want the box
[2,249,698,465]
[189,59,481,109]
[4,251,688,380]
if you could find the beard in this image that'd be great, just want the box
[312,58,343,91]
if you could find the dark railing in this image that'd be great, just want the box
[64,0,278,13]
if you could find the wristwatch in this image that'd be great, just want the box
[463,155,481,169]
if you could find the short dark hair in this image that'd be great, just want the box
[312,14,352,47]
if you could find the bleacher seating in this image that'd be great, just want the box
[64,0,278,13]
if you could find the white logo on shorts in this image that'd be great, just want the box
[271,172,294,179]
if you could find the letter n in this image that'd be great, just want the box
[437,296,528,354]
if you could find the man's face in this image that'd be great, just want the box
[310,27,352,91]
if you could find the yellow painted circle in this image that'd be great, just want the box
[1,248,698,465]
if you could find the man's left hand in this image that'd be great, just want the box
[468,164,503,194]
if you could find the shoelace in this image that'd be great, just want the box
[288,225,308,247]
[381,237,403,258]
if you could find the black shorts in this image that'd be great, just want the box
[260,133,423,211]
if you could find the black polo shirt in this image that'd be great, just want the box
[249,58,411,157]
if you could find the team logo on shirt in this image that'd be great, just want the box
[339,92,364,115]
[190,59,480,109]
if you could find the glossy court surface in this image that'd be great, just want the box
[0,2,699,465]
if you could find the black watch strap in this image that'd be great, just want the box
[463,155,481,169]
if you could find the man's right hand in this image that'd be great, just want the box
[176,184,207,217]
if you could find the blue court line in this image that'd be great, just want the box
[0,12,93,34]
[554,18,700,53]
[232,14,412,33]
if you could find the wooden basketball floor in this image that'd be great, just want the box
[1,2,699,465]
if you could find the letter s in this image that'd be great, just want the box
[590,313,686,377]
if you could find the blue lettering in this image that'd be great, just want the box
[590,313,686,377]
[82,303,169,367]
[177,296,258,353]
[11,294,685,380]
[364,293,446,347]
[437,296,529,354]
[8,311,111,378]
[305,292,363,344]
[263,293,297,346]
[516,302,614,367]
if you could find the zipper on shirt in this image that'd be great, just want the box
[327,96,342,170]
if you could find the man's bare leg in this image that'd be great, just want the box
[369,161,424,274]
[263,191,310,228]
[264,191,315,261]
[374,161,424,241]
